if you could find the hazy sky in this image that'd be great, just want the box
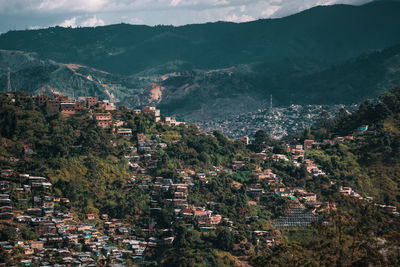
[0,0,372,33]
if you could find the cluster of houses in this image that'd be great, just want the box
[9,93,184,131]
[36,94,116,116]
[133,171,224,233]
[302,136,355,150]
[141,106,185,126]
[0,168,181,265]
[92,106,184,131]
[195,104,352,139]
[339,186,399,215]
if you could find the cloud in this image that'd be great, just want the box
[262,6,281,17]
[224,14,254,23]
[60,17,77,28]
[170,0,181,7]
[81,16,105,27]
[59,15,105,28]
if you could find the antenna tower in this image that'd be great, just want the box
[7,67,12,92]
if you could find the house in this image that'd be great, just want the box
[300,193,317,202]
[15,215,32,223]
[232,161,246,170]
[196,173,206,179]
[272,154,289,162]
[304,139,314,150]
[35,221,57,235]
[0,198,11,206]
[0,169,13,177]
[85,97,98,107]
[61,198,70,203]
[36,95,49,105]
[159,143,168,149]
[143,106,161,122]
[46,99,61,112]
[340,186,352,195]
[344,136,355,141]
[247,184,265,196]
[30,241,44,250]
[137,133,146,142]
[60,102,78,115]
[240,136,250,145]
[207,171,217,176]
[358,125,369,133]
[94,112,112,121]
[117,128,132,136]
[383,205,397,214]
[114,120,124,127]
[86,214,96,220]
[254,169,276,181]
[0,206,13,213]
[99,100,116,111]
[93,112,112,128]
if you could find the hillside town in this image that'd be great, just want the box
[0,92,398,266]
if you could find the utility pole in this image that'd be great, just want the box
[270,94,273,110]
[7,67,11,92]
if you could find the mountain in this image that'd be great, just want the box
[0,49,149,101]
[1,1,400,120]
[1,1,400,76]
[140,43,400,120]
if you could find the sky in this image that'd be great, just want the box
[0,0,373,33]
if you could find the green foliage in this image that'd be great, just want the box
[0,225,16,241]
[21,227,39,240]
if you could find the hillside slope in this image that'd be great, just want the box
[305,86,400,206]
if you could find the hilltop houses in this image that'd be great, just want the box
[164,116,185,126]
[36,94,88,115]
[143,107,161,122]
[99,100,116,111]
[94,112,113,128]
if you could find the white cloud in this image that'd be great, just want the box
[39,0,67,10]
[224,14,254,23]
[80,16,105,27]
[170,0,181,7]
[213,0,229,5]
[262,6,281,17]
[59,15,105,28]
[39,0,109,12]
[60,17,77,28]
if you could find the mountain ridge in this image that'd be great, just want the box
[1,1,400,75]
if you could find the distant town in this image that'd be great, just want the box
[195,104,358,140]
